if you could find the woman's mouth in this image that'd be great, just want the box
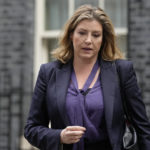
[82,47,92,51]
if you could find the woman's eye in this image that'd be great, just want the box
[79,32,85,35]
[93,34,100,38]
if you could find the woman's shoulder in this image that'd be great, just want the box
[41,60,63,70]
[115,59,135,74]
[38,60,67,82]
[40,59,72,75]
[115,59,133,68]
[115,59,136,81]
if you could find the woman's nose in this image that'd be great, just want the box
[85,34,92,44]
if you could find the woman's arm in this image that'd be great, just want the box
[24,64,62,150]
[118,61,150,150]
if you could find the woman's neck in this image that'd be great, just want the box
[73,57,97,73]
[73,57,99,89]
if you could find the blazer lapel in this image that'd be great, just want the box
[100,60,118,130]
[56,62,72,126]
[55,59,118,129]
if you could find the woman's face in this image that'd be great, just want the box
[71,19,103,62]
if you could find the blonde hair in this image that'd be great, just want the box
[51,5,124,63]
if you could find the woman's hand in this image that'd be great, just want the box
[60,126,86,144]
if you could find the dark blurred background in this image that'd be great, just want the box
[0,0,150,149]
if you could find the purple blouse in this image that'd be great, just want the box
[66,62,108,150]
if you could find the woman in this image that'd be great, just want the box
[24,5,150,150]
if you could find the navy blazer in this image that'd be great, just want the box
[24,59,150,150]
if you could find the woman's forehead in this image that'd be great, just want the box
[75,19,103,32]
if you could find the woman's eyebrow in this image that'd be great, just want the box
[78,28,102,33]
[77,28,87,31]
[92,31,102,33]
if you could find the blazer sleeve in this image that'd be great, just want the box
[118,60,150,150]
[24,64,62,150]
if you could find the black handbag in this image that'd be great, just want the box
[115,62,139,150]
[122,116,139,150]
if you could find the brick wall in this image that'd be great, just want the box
[128,0,150,118]
[0,0,34,150]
